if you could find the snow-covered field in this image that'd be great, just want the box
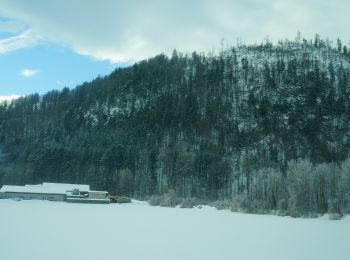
[0,199,349,260]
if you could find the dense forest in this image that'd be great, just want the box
[1,34,350,217]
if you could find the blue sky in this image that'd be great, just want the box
[0,42,126,96]
[0,0,349,99]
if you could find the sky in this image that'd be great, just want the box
[0,0,349,98]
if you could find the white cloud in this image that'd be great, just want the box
[0,0,349,63]
[20,69,39,77]
[0,94,22,102]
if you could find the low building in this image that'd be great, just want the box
[0,182,110,204]
[66,189,110,204]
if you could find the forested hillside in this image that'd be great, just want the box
[1,35,350,216]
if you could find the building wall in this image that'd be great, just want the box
[89,192,108,199]
[0,192,66,201]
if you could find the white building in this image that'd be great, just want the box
[0,182,110,204]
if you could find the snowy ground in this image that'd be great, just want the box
[0,199,349,260]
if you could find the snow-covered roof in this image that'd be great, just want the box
[0,182,90,194]
[42,182,90,192]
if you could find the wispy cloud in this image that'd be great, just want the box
[0,94,21,102]
[0,29,40,54]
[0,19,26,33]
[56,80,75,87]
[20,68,39,77]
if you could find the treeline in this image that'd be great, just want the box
[150,158,350,218]
[1,34,350,216]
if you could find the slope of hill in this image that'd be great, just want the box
[1,36,350,216]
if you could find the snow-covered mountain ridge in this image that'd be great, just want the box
[1,36,350,216]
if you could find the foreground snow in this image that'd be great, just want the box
[0,199,349,260]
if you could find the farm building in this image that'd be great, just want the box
[0,182,110,204]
